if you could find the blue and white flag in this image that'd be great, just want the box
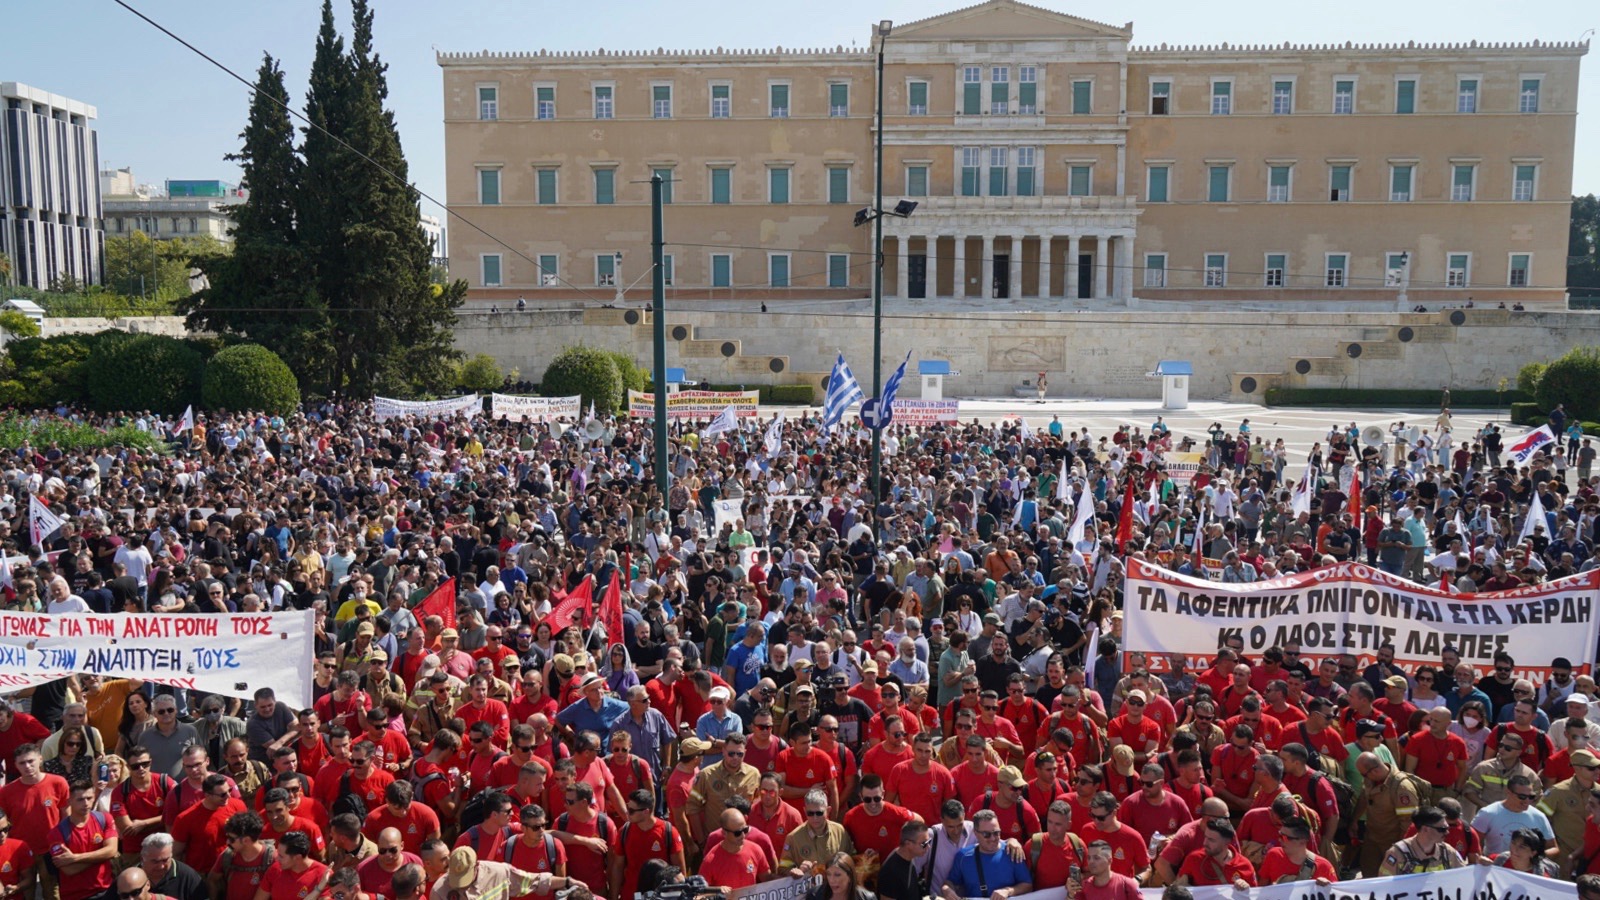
[822,352,865,430]
[879,350,912,417]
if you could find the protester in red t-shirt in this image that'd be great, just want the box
[1117,764,1192,844]
[0,746,70,863]
[1106,691,1163,767]
[172,774,248,877]
[360,782,441,854]
[697,811,770,890]
[54,782,119,900]
[1176,819,1256,888]
[257,832,330,900]
[0,705,52,781]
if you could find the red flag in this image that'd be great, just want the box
[545,576,593,634]
[1116,475,1137,554]
[1349,470,1363,544]
[415,577,458,632]
[599,573,625,647]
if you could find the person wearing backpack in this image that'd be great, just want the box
[110,746,174,869]
[550,782,612,893]
[1278,743,1347,861]
[451,792,517,861]
[1023,800,1088,890]
[53,781,119,900]
[499,805,566,885]
[1350,752,1423,878]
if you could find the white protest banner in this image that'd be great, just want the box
[627,389,760,419]
[987,862,1578,900]
[727,875,811,900]
[1124,559,1600,677]
[0,609,317,708]
[491,394,581,422]
[1162,451,1205,487]
[373,394,481,421]
[892,399,960,425]
[712,498,744,534]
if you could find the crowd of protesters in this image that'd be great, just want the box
[1,400,1599,900]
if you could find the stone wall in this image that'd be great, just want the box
[454,307,1600,401]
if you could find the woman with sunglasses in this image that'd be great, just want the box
[44,725,98,786]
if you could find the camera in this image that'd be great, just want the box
[640,876,724,900]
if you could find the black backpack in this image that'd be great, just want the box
[331,772,369,821]
[556,812,613,844]
[457,785,501,832]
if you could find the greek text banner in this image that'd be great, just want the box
[0,610,317,708]
[990,861,1577,900]
[372,394,482,421]
[892,399,960,425]
[627,390,760,419]
[1124,560,1599,674]
[490,394,581,421]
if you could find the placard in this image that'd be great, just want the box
[491,394,581,422]
[892,399,960,425]
[373,394,481,421]
[627,390,760,419]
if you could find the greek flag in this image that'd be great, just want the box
[879,350,912,417]
[822,352,865,430]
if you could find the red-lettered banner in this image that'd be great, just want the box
[1124,560,1599,676]
[626,390,760,419]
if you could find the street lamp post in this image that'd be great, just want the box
[869,19,891,502]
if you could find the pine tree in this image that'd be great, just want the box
[185,53,319,371]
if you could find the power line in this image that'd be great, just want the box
[109,0,602,303]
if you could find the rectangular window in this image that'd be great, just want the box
[1144,254,1167,288]
[711,167,731,204]
[962,67,981,115]
[1330,165,1351,201]
[1016,148,1037,196]
[478,86,498,120]
[828,167,849,204]
[1395,79,1416,114]
[909,81,928,115]
[1208,166,1230,202]
[711,254,731,287]
[1509,254,1531,287]
[1147,165,1169,202]
[988,147,1008,196]
[1272,80,1293,115]
[829,83,849,117]
[1068,164,1091,197]
[1019,67,1038,114]
[1210,80,1232,115]
[991,67,1009,114]
[1390,165,1413,202]
[481,254,502,287]
[1072,80,1092,115]
[536,86,555,120]
[597,253,616,286]
[1451,164,1475,202]
[1265,253,1286,287]
[1447,253,1470,287]
[1150,80,1171,115]
[769,83,789,118]
[660,255,674,286]
[478,168,501,205]
[1333,79,1355,114]
[538,254,558,286]
[1520,78,1541,113]
[711,84,731,118]
[653,168,674,204]
[1268,165,1291,202]
[769,254,790,288]
[907,165,928,197]
[1204,254,1226,287]
[1457,78,1478,113]
[828,254,848,287]
[1385,252,1408,286]
[536,169,557,204]
[1326,254,1348,287]
[768,168,790,204]
[593,85,613,119]
[961,147,981,196]
[594,169,615,205]
[652,84,672,118]
[1514,164,1537,201]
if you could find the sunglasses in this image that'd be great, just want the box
[379,847,401,856]
[806,811,828,818]
[862,796,883,804]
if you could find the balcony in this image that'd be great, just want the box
[903,195,1139,213]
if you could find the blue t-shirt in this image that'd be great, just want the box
[724,640,768,696]
[945,846,1031,898]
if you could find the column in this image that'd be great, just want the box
[896,235,910,299]
[1009,238,1022,301]
[1039,236,1052,300]
[1066,235,1081,300]
[1094,234,1110,300]
[925,235,940,299]
[1115,235,1135,301]
[952,235,966,299]
[980,234,994,300]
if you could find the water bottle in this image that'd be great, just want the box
[1148,831,1163,856]
[98,762,110,783]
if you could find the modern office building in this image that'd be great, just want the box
[438,0,1583,305]
[1,82,104,288]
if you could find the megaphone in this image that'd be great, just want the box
[584,420,606,442]
[550,421,566,439]
[1361,425,1386,447]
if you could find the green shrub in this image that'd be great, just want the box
[86,333,203,413]
[1517,361,1547,396]
[541,347,622,415]
[0,310,40,340]
[202,344,300,414]
[1535,347,1600,422]
[767,384,814,405]
[457,354,503,393]
[605,350,647,394]
[4,333,99,405]
[1264,387,1532,408]
[1510,402,1543,426]
[1583,421,1600,436]
[0,415,165,452]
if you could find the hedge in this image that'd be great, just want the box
[605,350,648,394]
[703,383,814,405]
[1263,387,1532,408]
[1535,347,1600,422]
[1510,402,1543,426]
[202,344,300,415]
[86,333,203,413]
[541,347,622,415]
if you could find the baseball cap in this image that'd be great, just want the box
[998,766,1026,788]
[356,621,375,636]
[1383,675,1408,689]
[446,848,479,889]
[1572,749,1600,768]
[679,738,710,759]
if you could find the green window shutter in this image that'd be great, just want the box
[1267,254,1286,270]
[1214,82,1231,97]
[482,256,500,285]
[1069,166,1090,196]
[597,254,615,283]
[771,84,789,114]
[828,168,848,203]
[771,256,789,287]
[594,169,614,204]
[1148,166,1168,202]
[479,170,499,205]
[1209,166,1229,202]
[770,168,789,204]
[989,165,1006,196]
[1453,166,1473,186]
[909,82,928,111]
[908,167,928,197]
[713,84,729,100]
[661,256,674,286]
[1396,80,1415,114]
[828,255,847,287]
[711,168,730,204]
[1073,81,1091,114]
[1331,166,1351,192]
[653,168,673,204]
[537,255,557,284]
[712,255,731,287]
[1270,166,1289,187]
[963,82,980,115]
[1017,167,1035,197]
[991,81,1007,104]
[1019,82,1037,110]
[537,86,553,103]
[961,167,978,197]
[537,169,556,204]
[1392,166,1412,195]
[830,83,848,115]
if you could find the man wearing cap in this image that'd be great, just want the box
[1377,805,1466,875]
[695,686,743,766]
[1552,694,1600,749]
[429,846,580,900]
[555,674,628,751]
[1540,747,1600,859]
[969,766,1040,845]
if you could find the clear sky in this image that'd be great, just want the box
[10,0,1597,219]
